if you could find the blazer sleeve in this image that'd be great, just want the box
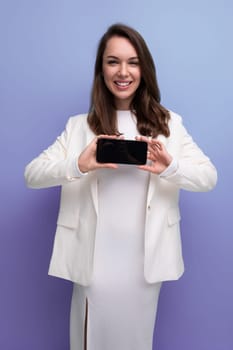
[24,117,83,189]
[161,115,217,192]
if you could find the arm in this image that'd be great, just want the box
[24,117,81,189]
[24,117,119,189]
[161,124,217,192]
[137,116,217,192]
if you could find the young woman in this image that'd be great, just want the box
[25,23,217,350]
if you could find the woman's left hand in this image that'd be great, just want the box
[136,136,172,174]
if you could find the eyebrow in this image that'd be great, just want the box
[105,55,139,60]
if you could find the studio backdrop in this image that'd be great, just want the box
[0,1,232,349]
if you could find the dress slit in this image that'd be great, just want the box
[84,298,88,350]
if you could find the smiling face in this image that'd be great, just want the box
[102,36,141,110]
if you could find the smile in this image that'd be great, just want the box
[114,81,132,87]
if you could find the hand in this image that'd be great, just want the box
[78,135,120,173]
[136,136,172,174]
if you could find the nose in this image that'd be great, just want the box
[118,63,128,77]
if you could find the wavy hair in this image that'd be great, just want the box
[87,23,170,138]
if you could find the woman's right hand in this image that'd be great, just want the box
[77,135,119,173]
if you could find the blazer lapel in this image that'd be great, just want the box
[85,126,99,215]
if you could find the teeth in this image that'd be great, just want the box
[115,82,130,86]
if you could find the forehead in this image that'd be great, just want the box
[103,36,138,57]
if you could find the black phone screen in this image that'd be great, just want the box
[96,138,147,165]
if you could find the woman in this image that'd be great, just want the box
[25,23,217,350]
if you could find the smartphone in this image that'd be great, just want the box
[96,138,148,165]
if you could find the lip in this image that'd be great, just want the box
[114,81,132,89]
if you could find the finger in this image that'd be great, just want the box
[137,164,155,172]
[148,143,157,152]
[98,163,118,169]
[151,140,162,151]
[97,134,123,140]
[147,153,157,161]
[148,144,160,155]
[136,137,162,154]
[135,135,151,143]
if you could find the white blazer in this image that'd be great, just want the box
[24,111,217,285]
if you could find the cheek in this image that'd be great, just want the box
[102,75,115,95]
[103,75,112,90]
[102,68,113,84]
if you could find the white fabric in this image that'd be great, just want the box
[159,157,178,177]
[70,111,162,350]
[25,111,217,285]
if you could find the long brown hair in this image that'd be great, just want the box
[87,23,170,138]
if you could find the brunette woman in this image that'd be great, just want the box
[25,23,217,350]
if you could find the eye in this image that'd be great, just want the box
[129,60,140,66]
[107,59,118,65]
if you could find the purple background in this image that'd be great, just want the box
[1,1,232,349]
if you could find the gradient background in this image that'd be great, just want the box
[1,1,232,349]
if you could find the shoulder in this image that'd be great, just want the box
[167,110,186,132]
[166,110,189,139]
[168,110,182,124]
[63,113,89,133]
[67,113,88,127]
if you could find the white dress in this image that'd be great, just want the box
[70,111,161,350]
